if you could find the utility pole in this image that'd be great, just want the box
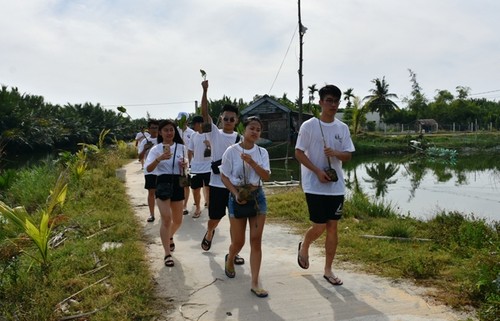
[298,0,307,127]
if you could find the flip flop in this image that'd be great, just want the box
[234,255,245,265]
[323,275,343,286]
[183,209,189,215]
[201,230,214,251]
[250,288,268,298]
[192,211,201,218]
[297,242,309,269]
[225,254,235,278]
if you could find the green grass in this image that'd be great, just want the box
[0,142,162,321]
[2,137,499,320]
[266,188,500,321]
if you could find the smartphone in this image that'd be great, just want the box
[163,144,169,153]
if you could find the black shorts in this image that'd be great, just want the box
[305,193,344,224]
[144,174,157,190]
[208,186,229,220]
[190,172,211,190]
[156,175,185,202]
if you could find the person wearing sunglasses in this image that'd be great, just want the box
[199,80,245,266]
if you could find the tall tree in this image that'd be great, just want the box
[343,88,355,108]
[307,84,318,113]
[404,69,428,119]
[363,77,399,121]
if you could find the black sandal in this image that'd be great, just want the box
[146,215,155,222]
[201,230,215,251]
[170,238,175,252]
[164,255,174,267]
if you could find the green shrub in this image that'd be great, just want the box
[384,220,414,238]
[402,255,441,279]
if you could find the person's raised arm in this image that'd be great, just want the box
[201,80,212,124]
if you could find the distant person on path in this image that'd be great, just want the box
[138,119,160,222]
[135,127,150,147]
[187,115,211,218]
[177,111,195,215]
[199,80,245,266]
[295,84,355,286]
[220,116,271,298]
[145,119,188,267]
[136,127,151,169]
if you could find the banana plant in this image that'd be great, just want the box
[0,173,68,276]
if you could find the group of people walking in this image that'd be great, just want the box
[134,79,355,298]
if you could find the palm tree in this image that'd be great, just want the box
[351,97,367,136]
[343,88,354,108]
[363,77,399,121]
[307,84,318,113]
[363,162,399,198]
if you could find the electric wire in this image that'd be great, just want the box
[268,24,298,95]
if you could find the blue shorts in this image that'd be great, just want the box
[228,187,267,218]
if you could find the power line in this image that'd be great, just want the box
[469,89,500,96]
[268,24,298,95]
[101,101,195,108]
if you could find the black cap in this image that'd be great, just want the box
[192,115,204,123]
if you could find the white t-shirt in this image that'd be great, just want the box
[207,122,240,188]
[138,137,158,174]
[144,143,186,176]
[295,117,355,195]
[135,131,150,141]
[179,127,195,148]
[188,132,212,174]
[220,143,270,187]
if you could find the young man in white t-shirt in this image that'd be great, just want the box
[177,112,195,215]
[295,84,355,286]
[137,120,160,222]
[199,80,245,266]
[187,115,211,218]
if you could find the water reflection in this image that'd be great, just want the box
[362,162,399,198]
[345,154,500,221]
[271,153,500,221]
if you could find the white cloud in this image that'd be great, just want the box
[1,0,499,119]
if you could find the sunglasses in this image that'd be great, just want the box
[223,117,236,123]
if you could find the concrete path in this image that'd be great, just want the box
[123,161,473,321]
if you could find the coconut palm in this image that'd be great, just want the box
[343,88,354,108]
[351,97,367,136]
[363,162,399,198]
[307,84,318,113]
[363,77,399,120]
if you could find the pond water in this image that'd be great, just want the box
[270,153,500,222]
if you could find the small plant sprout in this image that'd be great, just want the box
[200,69,207,81]
[117,106,132,118]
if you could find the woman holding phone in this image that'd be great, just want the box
[145,119,187,267]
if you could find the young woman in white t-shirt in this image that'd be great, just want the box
[145,119,187,267]
[219,116,271,298]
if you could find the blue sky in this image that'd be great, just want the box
[1,0,499,119]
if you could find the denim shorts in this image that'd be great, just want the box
[228,187,267,218]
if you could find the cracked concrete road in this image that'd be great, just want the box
[123,161,474,321]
